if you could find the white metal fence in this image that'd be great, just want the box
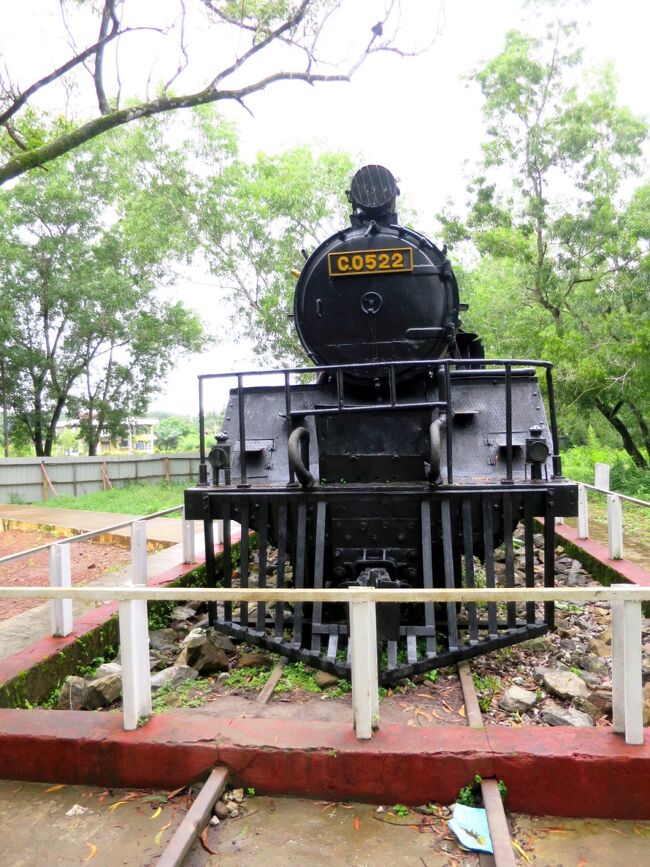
[572,462,650,560]
[0,453,198,504]
[0,509,646,745]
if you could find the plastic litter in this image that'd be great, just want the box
[448,803,493,854]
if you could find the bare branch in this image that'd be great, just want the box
[94,0,121,115]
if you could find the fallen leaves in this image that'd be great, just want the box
[45,784,66,793]
[354,816,360,831]
[154,821,172,846]
[107,800,127,813]
[200,827,219,854]
[150,806,162,820]
[83,843,97,862]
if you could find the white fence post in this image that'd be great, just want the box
[595,462,610,490]
[348,596,379,740]
[120,518,151,730]
[131,520,148,583]
[577,483,589,539]
[182,506,196,564]
[607,493,624,560]
[214,520,224,546]
[611,586,644,745]
[49,543,73,637]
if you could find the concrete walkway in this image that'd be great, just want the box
[0,503,185,547]
[0,506,204,663]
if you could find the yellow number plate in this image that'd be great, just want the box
[328,247,413,277]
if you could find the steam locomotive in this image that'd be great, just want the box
[184,165,578,684]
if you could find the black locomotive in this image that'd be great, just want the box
[185,165,578,684]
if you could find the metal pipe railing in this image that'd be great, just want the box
[197,357,560,490]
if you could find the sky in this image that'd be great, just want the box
[4,0,650,416]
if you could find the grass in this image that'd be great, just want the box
[35,481,187,516]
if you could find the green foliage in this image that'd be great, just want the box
[0,115,207,456]
[391,804,410,817]
[224,666,272,691]
[200,146,355,364]
[148,601,177,632]
[155,416,200,452]
[442,18,650,468]
[36,480,186,514]
[472,672,500,713]
[152,678,213,712]
[562,445,650,499]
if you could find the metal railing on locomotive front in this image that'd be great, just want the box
[195,357,564,488]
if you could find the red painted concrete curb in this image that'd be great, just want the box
[0,710,647,818]
[552,523,650,587]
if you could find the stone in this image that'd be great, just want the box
[238,652,274,669]
[171,605,198,622]
[315,671,340,690]
[151,665,199,692]
[541,702,594,727]
[214,801,229,820]
[576,653,608,675]
[589,688,613,718]
[643,684,650,727]
[231,788,245,804]
[587,638,610,658]
[93,662,122,679]
[205,628,236,653]
[181,632,230,674]
[599,627,612,646]
[499,685,538,713]
[573,698,600,721]
[86,673,122,709]
[542,669,590,701]
[521,636,554,654]
[149,628,178,654]
[57,676,89,710]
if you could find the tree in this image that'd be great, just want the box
[441,23,650,466]
[0,118,206,456]
[200,146,354,364]
[155,416,198,451]
[0,0,441,187]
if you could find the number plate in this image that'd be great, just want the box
[328,247,413,277]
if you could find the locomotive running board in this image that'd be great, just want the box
[192,485,569,686]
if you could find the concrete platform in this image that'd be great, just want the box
[0,504,184,548]
[0,509,648,820]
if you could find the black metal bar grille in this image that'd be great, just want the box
[201,486,557,685]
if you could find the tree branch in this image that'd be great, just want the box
[94,0,121,115]
[0,71,348,186]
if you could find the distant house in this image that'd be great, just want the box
[55,416,158,455]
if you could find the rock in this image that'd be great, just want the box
[599,627,612,646]
[180,627,206,647]
[149,628,178,654]
[315,671,340,690]
[238,652,274,669]
[576,653,608,675]
[93,662,122,679]
[231,788,245,804]
[589,688,613,718]
[149,650,171,672]
[151,665,199,692]
[643,684,650,727]
[573,698,600,721]
[181,632,230,674]
[86,673,122,709]
[643,654,650,685]
[542,669,590,701]
[499,685,538,713]
[214,801,229,820]
[205,628,236,653]
[573,669,601,688]
[541,702,594,727]
[587,639,610,658]
[521,636,554,654]
[171,605,198,622]
[57,676,89,710]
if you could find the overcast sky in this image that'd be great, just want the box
[5,1,650,416]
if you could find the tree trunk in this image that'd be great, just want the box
[594,399,648,469]
[628,401,650,459]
